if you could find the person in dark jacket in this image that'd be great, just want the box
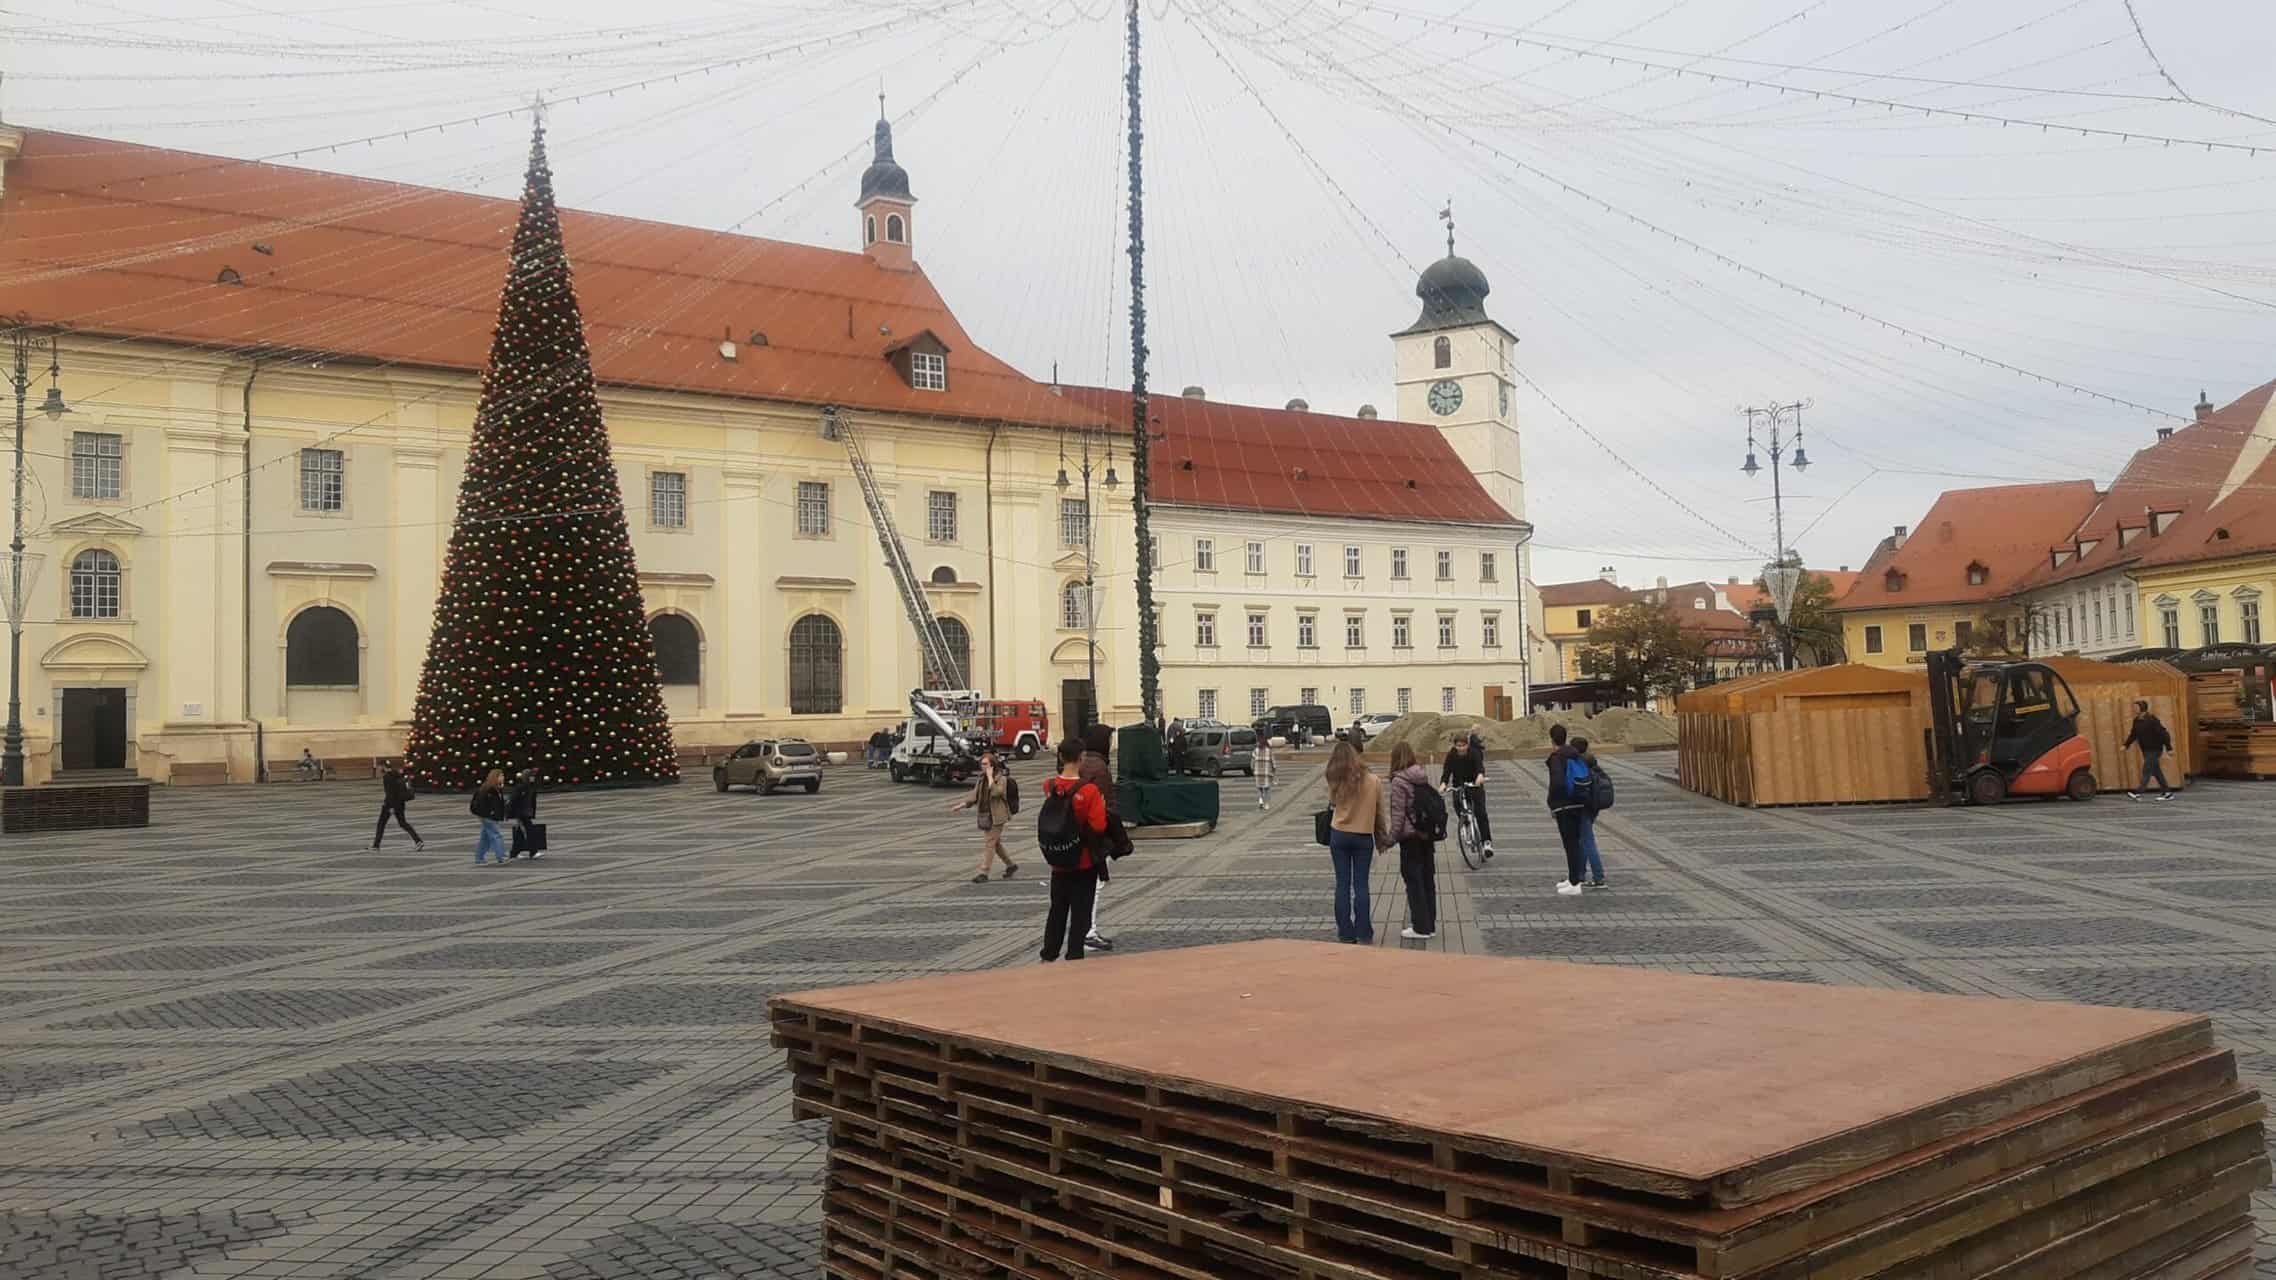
[1077,722,1117,952]
[470,769,509,866]
[1438,730,1494,859]
[1564,736,1605,889]
[371,760,424,851]
[508,769,543,858]
[2122,700,2176,801]
[1039,738,1108,962]
[1544,724,1583,895]
[1385,742,1437,940]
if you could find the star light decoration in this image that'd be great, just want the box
[402,118,677,791]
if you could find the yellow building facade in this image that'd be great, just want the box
[2133,555,2275,650]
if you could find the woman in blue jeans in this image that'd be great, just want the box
[1323,740,1388,943]
[1566,737,1606,888]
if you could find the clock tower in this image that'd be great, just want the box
[1391,222,1523,524]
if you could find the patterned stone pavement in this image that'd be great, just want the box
[4,753,2276,1277]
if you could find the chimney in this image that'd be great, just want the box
[1356,403,1378,419]
[1181,385,1206,400]
[1839,564,1849,572]
[2196,390,2214,422]
[1726,576,1739,585]
[1285,398,1309,412]
[1597,566,1617,584]
[1893,525,1908,547]
[1656,575,1669,590]
[2156,426,2175,440]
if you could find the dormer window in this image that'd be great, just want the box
[1884,568,1905,593]
[1965,562,1989,587]
[2151,509,2180,535]
[910,351,945,391]
[2077,538,2100,557]
[2118,525,2142,547]
[2051,548,2073,568]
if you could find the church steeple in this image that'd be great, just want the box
[857,99,916,271]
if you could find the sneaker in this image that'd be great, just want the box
[529,851,544,859]
[1482,842,1495,858]
[414,840,425,851]
[1556,883,1584,897]
[1086,934,1114,952]
[1554,880,1577,892]
[2156,791,2175,802]
[2127,792,2142,801]
[1001,862,1019,880]
[1399,927,1436,940]
[971,873,989,884]
[1588,879,1608,889]
[369,844,381,852]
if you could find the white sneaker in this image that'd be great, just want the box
[1399,927,1435,940]
[1556,883,1584,897]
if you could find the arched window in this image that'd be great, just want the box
[788,614,843,714]
[865,214,876,245]
[886,214,906,243]
[1432,335,1451,369]
[648,613,700,686]
[1059,580,1090,630]
[925,617,972,690]
[286,605,359,687]
[929,565,958,586]
[69,549,122,619]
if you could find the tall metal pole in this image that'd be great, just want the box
[1743,400,1810,673]
[1082,436,1098,731]
[4,327,31,787]
[1123,0,1160,722]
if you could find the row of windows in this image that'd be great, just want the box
[2155,597,2263,648]
[1157,602,1503,649]
[1197,686,1459,721]
[1860,619,2008,655]
[71,433,348,513]
[1191,537,1498,583]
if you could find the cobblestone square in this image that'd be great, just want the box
[6,755,2276,1276]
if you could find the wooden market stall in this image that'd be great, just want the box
[1677,658,2188,807]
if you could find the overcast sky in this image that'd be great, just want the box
[11,0,2276,590]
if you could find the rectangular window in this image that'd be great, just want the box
[649,471,688,528]
[1344,614,1364,649]
[1482,612,1500,647]
[2124,591,2135,634]
[797,480,831,536]
[1194,538,1215,572]
[1297,614,1317,648]
[1250,687,1269,718]
[1576,608,1593,629]
[2200,603,2220,646]
[2161,607,2180,649]
[1343,545,1362,578]
[2242,599,2262,644]
[1907,622,1927,652]
[1391,548,1408,579]
[71,432,122,500]
[1441,686,1456,713]
[1437,614,1456,648]
[2093,598,2104,643]
[1349,688,1366,716]
[1195,612,1217,648]
[1479,551,1497,582]
[299,447,344,512]
[1059,497,1088,549]
[909,350,946,391]
[1296,544,1314,576]
[1436,549,1453,580]
[1391,615,1411,649]
[1954,619,1974,649]
[926,490,957,542]
[1396,688,1412,715]
[1197,689,1217,721]
[1864,624,1883,655]
[1299,686,1318,706]
[1246,540,1264,574]
[1247,611,1267,647]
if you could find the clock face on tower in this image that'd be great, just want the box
[1427,379,1463,416]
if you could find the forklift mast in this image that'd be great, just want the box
[1923,646,1966,800]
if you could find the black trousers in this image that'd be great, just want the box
[1554,810,1584,885]
[1398,838,1437,934]
[1463,783,1493,844]
[374,801,421,847]
[1042,871,1100,961]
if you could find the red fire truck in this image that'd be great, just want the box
[915,692,1050,760]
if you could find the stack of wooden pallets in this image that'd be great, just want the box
[772,941,2267,1280]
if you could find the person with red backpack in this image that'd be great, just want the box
[1036,738,1108,962]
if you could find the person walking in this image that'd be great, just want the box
[1253,736,1277,811]
[1324,739,1388,944]
[1077,722,1117,952]
[470,769,509,866]
[1036,738,1107,962]
[1545,724,1584,896]
[1565,736,1606,889]
[948,751,1020,882]
[371,760,424,851]
[1438,729,1495,859]
[866,727,891,769]
[1384,742,1438,940]
[2122,700,2176,801]
[508,768,543,859]
[1347,717,1368,752]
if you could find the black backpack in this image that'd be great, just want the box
[1586,761,1616,813]
[1409,783,1449,842]
[1003,775,1021,815]
[1036,782,1089,869]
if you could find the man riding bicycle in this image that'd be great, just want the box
[1438,730,1494,860]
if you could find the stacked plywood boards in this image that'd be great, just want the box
[772,941,2267,1280]
[1675,659,2189,807]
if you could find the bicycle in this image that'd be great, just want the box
[1449,785,1484,871]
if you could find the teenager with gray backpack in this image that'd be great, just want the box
[1562,736,1612,890]
[1385,742,1444,940]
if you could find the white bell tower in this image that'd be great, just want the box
[1391,207,1523,524]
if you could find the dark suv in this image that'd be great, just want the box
[1253,704,1334,744]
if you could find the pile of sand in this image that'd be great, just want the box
[1371,707,1676,757]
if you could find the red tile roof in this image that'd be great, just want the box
[0,129,1111,430]
[1833,480,2103,612]
[1056,387,1519,526]
[1724,569,1861,615]
[2129,381,2276,571]
[1537,579,1634,607]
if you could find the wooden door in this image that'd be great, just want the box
[60,688,128,771]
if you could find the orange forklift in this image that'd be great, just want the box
[1925,647,2097,805]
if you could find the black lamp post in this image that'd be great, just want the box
[1057,433,1117,731]
[5,316,70,787]
[1742,399,1809,671]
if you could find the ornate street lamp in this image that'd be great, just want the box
[1742,399,1811,671]
[5,316,69,786]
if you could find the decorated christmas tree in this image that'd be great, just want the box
[403,119,677,790]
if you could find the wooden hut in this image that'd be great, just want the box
[1677,658,2188,807]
